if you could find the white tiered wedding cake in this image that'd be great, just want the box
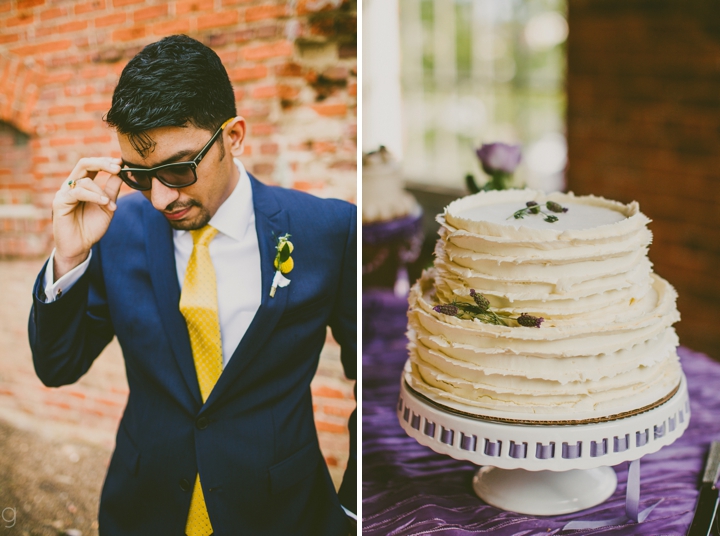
[405,189,683,423]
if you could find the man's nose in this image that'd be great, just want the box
[150,177,180,211]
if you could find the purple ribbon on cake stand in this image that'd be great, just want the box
[561,459,662,530]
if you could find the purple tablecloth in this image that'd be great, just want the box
[362,289,720,535]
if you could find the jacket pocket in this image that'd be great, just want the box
[114,423,140,476]
[268,442,320,495]
[277,295,333,327]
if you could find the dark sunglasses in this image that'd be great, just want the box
[118,118,234,191]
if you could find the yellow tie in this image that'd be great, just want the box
[180,225,222,536]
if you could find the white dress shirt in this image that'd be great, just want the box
[43,158,262,368]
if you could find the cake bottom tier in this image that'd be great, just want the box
[406,268,684,422]
[405,358,683,423]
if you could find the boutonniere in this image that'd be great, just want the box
[270,233,293,298]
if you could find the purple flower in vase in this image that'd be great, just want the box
[471,143,522,191]
[476,143,522,175]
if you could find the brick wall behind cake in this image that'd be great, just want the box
[566,0,720,360]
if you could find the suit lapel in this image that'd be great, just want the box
[142,202,203,408]
[205,176,289,409]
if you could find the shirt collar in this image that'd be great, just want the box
[174,158,254,242]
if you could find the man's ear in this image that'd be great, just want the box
[227,117,247,157]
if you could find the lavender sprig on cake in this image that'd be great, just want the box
[433,290,543,328]
[510,200,569,223]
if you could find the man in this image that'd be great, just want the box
[28,35,356,535]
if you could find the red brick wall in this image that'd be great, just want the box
[0,123,32,200]
[0,0,357,253]
[566,0,720,359]
[0,121,51,256]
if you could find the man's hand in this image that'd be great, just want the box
[52,157,124,281]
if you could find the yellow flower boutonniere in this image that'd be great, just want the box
[270,233,293,298]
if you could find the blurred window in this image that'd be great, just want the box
[400,0,567,191]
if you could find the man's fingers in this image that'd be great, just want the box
[65,177,104,195]
[66,178,115,210]
[68,157,122,183]
[58,180,115,209]
[104,174,123,204]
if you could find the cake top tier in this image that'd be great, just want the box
[443,189,650,241]
[362,146,401,179]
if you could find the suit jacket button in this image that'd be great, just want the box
[179,478,191,492]
[196,416,209,430]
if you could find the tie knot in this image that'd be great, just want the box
[190,225,218,247]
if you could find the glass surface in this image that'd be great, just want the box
[120,162,197,190]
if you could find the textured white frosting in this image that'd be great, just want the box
[406,189,683,421]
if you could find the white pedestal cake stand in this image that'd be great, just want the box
[397,368,690,516]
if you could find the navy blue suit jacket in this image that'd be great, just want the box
[28,176,356,535]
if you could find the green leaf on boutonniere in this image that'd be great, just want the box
[279,243,291,262]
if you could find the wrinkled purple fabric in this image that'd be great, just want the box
[362,289,719,535]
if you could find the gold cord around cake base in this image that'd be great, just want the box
[404,379,681,426]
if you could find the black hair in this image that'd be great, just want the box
[105,34,236,158]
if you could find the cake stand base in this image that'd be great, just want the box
[472,466,617,515]
[398,366,690,516]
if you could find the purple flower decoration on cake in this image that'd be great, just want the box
[546,201,569,214]
[469,289,490,312]
[476,143,522,175]
[433,304,459,317]
[517,313,544,328]
[431,299,544,328]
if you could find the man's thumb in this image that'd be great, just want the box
[104,174,124,202]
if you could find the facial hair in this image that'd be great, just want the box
[163,139,227,230]
[164,199,212,231]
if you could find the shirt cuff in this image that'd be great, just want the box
[42,249,92,302]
